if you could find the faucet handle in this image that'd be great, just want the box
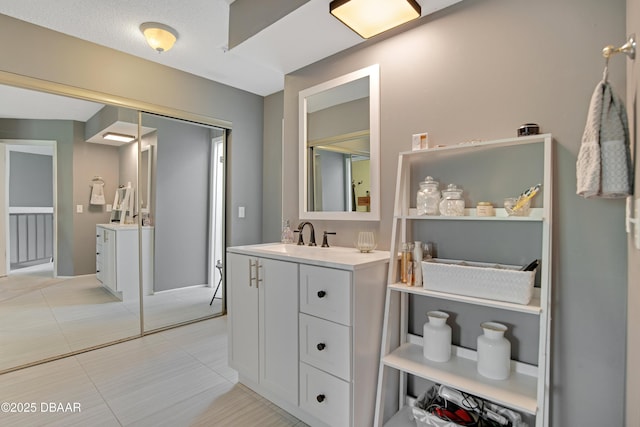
[321,231,336,248]
[294,229,304,245]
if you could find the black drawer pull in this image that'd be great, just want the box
[317,290,326,298]
[316,394,325,403]
[316,343,326,351]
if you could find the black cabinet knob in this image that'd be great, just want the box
[316,343,326,351]
[316,394,325,403]
[96,270,100,273]
[317,290,326,298]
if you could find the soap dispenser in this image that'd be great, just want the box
[281,220,294,244]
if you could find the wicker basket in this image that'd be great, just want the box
[421,259,535,305]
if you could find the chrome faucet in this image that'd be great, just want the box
[296,222,316,246]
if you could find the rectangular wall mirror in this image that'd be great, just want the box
[299,64,380,221]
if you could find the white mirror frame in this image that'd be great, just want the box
[298,64,380,221]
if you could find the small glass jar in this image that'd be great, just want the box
[504,197,531,216]
[476,201,494,217]
[439,184,465,216]
[416,176,440,216]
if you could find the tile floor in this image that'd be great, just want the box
[0,316,306,427]
[0,262,223,373]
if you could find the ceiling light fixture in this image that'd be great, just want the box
[330,0,421,39]
[103,132,136,143]
[140,22,178,53]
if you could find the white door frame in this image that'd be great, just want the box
[1,139,57,278]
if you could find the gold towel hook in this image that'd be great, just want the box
[602,34,636,60]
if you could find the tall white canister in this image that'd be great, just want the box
[423,311,451,362]
[477,321,511,380]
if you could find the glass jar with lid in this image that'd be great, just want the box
[439,183,465,216]
[416,176,440,215]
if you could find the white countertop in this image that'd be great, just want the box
[97,223,154,231]
[227,242,390,271]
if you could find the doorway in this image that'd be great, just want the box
[1,141,56,279]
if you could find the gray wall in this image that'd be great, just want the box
[0,13,264,248]
[262,91,284,243]
[279,0,627,425]
[626,0,639,423]
[9,151,53,207]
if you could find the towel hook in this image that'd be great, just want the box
[602,34,636,60]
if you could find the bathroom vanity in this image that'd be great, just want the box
[96,224,154,300]
[226,243,389,427]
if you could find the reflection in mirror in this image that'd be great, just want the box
[140,112,225,332]
[299,64,380,220]
[0,84,142,372]
[0,83,226,372]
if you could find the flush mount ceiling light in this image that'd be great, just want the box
[330,0,421,39]
[140,22,178,53]
[103,132,136,143]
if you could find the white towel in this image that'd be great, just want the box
[576,77,632,198]
[90,182,106,205]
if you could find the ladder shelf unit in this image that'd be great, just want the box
[374,134,553,427]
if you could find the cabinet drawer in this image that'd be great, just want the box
[300,362,350,427]
[300,265,351,326]
[300,313,351,381]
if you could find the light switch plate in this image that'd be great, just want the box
[238,206,245,218]
[76,204,83,213]
[106,204,112,212]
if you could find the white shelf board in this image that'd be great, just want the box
[388,283,542,314]
[398,208,544,222]
[400,134,550,158]
[382,343,538,415]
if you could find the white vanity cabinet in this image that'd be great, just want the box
[95,224,154,300]
[227,244,389,427]
[227,252,299,405]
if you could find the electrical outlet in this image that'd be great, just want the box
[106,204,112,212]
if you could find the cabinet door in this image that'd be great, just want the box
[227,253,259,383]
[259,257,299,405]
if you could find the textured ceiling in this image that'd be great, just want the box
[0,0,462,122]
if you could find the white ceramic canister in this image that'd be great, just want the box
[423,311,451,362]
[476,321,511,380]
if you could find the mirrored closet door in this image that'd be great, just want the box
[0,83,226,373]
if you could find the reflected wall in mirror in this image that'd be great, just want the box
[299,64,380,220]
[0,82,226,373]
[140,112,226,332]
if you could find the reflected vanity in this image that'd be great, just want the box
[299,64,380,221]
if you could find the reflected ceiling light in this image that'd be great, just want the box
[330,0,421,39]
[103,132,136,143]
[140,22,178,53]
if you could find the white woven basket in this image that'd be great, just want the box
[421,259,535,305]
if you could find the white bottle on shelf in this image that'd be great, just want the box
[477,321,511,380]
[423,311,451,362]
